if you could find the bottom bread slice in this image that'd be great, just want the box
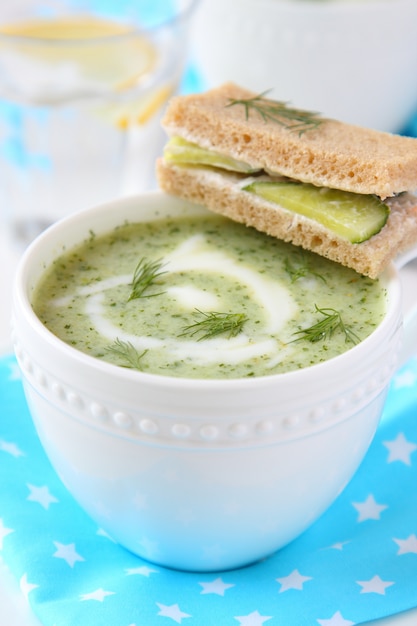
[157,160,417,278]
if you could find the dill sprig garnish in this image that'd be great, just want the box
[128,257,167,301]
[226,90,322,135]
[179,309,248,341]
[106,338,148,370]
[293,305,360,345]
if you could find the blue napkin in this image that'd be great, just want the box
[1,353,417,626]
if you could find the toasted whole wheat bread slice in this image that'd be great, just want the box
[157,160,417,278]
[160,82,417,199]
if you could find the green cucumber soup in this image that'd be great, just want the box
[32,211,386,379]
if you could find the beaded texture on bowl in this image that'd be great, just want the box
[14,336,400,448]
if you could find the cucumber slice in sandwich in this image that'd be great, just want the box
[163,137,389,244]
[243,181,389,243]
[164,136,260,174]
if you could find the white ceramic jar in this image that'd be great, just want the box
[191,0,417,132]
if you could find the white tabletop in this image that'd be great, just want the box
[1,230,417,626]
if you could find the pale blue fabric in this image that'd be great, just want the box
[1,353,417,626]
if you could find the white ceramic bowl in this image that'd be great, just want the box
[191,0,417,132]
[11,192,417,572]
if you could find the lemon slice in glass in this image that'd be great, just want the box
[0,17,157,90]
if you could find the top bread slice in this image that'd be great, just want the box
[157,82,417,277]
[160,82,417,198]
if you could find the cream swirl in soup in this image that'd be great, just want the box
[32,213,386,378]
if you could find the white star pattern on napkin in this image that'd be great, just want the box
[393,534,417,555]
[96,528,116,542]
[234,610,272,625]
[27,483,59,509]
[0,439,24,457]
[326,541,351,551]
[126,565,159,577]
[199,577,235,596]
[383,432,417,465]
[356,575,394,595]
[53,541,85,567]
[20,573,38,599]
[0,518,14,548]
[352,494,388,521]
[156,603,191,623]
[317,611,355,626]
[276,569,313,592]
[80,588,115,602]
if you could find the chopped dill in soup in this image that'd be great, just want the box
[32,213,386,379]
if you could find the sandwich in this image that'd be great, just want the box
[156,82,417,278]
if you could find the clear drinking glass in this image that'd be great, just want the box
[0,0,198,247]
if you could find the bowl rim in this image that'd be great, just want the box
[12,190,402,391]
